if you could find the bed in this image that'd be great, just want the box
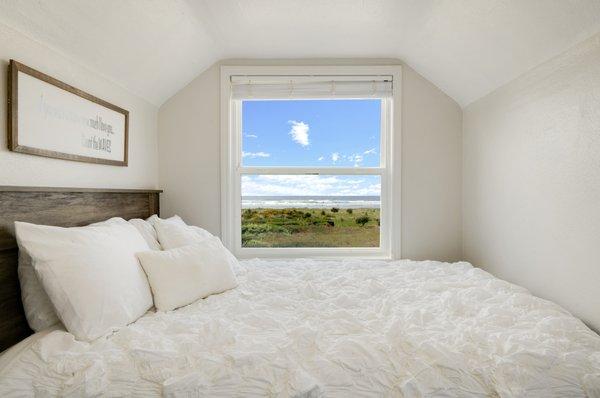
[0,187,599,397]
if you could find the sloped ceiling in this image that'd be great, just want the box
[1,0,599,107]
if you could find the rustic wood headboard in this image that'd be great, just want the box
[0,186,161,352]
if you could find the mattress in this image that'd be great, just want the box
[0,259,599,397]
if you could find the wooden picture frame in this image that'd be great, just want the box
[7,60,129,166]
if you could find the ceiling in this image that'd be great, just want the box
[1,0,599,107]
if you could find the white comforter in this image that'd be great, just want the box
[1,259,599,397]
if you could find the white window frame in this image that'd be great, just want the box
[220,65,402,259]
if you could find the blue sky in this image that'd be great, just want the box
[242,99,380,167]
[241,99,382,196]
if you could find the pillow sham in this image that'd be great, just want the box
[15,219,153,341]
[189,225,214,240]
[128,218,161,250]
[154,219,214,250]
[146,214,209,249]
[17,250,60,331]
[137,239,238,311]
[146,214,186,228]
[117,215,185,251]
[17,217,126,332]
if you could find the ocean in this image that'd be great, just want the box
[242,196,380,209]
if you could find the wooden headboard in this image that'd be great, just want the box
[0,186,162,352]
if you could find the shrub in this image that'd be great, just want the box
[303,212,312,218]
[242,223,287,235]
[356,215,370,226]
[331,207,339,213]
[243,239,266,247]
[242,209,258,220]
[321,210,326,216]
[346,209,353,214]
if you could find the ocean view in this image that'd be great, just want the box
[239,100,382,247]
[242,195,380,209]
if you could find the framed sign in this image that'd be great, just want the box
[7,60,128,166]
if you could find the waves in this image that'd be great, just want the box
[242,196,380,209]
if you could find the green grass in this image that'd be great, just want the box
[241,207,380,248]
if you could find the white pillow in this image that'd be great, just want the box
[189,225,214,240]
[146,214,214,250]
[15,219,153,341]
[128,218,161,250]
[146,214,186,228]
[17,217,127,332]
[137,239,238,311]
[121,215,187,252]
[154,219,214,250]
[17,250,59,331]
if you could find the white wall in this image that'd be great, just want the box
[0,23,159,189]
[401,66,462,261]
[158,59,462,262]
[158,63,220,231]
[463,33,600,331]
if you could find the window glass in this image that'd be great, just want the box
[241,175,381,248]
[241,99,381,167]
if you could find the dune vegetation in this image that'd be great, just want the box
[241,207,380,248]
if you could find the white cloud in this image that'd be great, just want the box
[330,152,371,166]
[241,174,380,196]
[242,151,270,158]
[318,156,324,161]
[288,120,310,147]
[363,148,376,155]
[244,133,258,138]
[346,153,364,166]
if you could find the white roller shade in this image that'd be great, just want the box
[230,75,393,99]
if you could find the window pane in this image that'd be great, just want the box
[241,99,381,167]
[241,175,380,248]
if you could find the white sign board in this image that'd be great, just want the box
[9,60,128,166]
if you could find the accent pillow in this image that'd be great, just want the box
[17,217,126,332]
[15,219,153,341]
[154,219,214,250]
[136,239,238,311]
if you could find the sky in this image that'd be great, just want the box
[241,99,382,196]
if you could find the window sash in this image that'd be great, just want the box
[238,98,388,170]
[231,97,391,257]
[237,172,388,252]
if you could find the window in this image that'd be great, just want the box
[221,66,400,258]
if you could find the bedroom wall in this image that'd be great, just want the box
[0,23,159,189]
[158,59,463,262]
[463,33,600,331]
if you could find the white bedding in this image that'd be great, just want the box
[1,259,599,397]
